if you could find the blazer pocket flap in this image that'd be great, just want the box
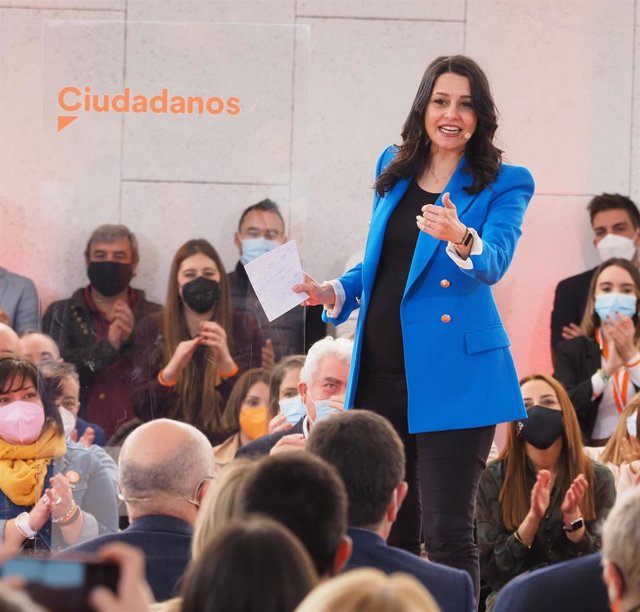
[465,325,510,354]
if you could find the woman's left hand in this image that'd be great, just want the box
[199,321,234,371]
[416,192,467,243]
[560,473,588,522]
[46,474,75,522]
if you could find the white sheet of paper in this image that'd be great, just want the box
[243,240,309,322]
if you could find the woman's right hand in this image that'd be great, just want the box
[28,496,52,532]
[292,273,336,307]
[529,469,552,520]
[162,337,204,383]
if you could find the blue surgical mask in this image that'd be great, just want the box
[240,238,281,265]
[595,293,637,322]
[278,395,306,425]
[627,411,638,437]
[308,390,341,424]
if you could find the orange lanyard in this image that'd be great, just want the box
[596,328,630,413]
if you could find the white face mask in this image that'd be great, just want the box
[58,406,76,439]
[596,233,637,262]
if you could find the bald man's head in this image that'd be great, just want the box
[118,419,214,520]
[0,323,20,354]
[20,332,60,364]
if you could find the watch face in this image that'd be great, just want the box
[568,518,584,532]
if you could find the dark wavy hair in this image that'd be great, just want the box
[375,55,502,196]
[0,352,63,436]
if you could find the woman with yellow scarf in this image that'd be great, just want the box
[0,353,69,551]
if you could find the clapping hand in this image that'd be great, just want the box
[107,301,134,350]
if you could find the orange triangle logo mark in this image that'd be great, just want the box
[57,115,79,132]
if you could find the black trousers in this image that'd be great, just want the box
[356,364,494,604]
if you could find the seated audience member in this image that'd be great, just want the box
[476,373,616,610]
[585,392,640,491]
[19,330,60,364]
[295,568,441,612]
[132,239,262,444]
[493,483,640,612]
[0,353,115,552]
[38,363,119,547]
[179,518,317,612]
[191,460,256,560]
[602,487,640,612]
[0,352,66,551]
[229,199,325,361]
[241,453,352,579]
[554,258,640,445]
[236,336,351,457]
[0,266,40,334]
[266,354,305,434]
[43,224,161,439]
[152,460,257,612]
[213,369,270,472]
[57,418,214,602]
[308,410,474,612]
[551,194,640,354]
[0,322,20,353]
[20,333,106,446]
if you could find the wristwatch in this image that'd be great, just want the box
[563,517,584,532]
[454,226,473,248]
[15,512,37,539]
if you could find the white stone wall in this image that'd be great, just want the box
[1,0,637,377]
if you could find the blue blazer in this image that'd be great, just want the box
[325,146,535,433]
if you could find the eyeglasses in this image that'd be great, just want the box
[118,475,214,508]
[186,476,215,508]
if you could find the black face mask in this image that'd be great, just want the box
[88,261,133,297]
[181,277,220,313]
[518,405,564,450]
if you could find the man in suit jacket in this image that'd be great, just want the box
[308,410,475,612]
[492,553,608,612]
[0,267,40,333]
[236,336,352,458]
[551,193,640,354]
[57,419,214,602]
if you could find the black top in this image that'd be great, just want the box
[550,267,597,355]
[363,181,439,372]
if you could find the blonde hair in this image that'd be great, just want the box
[600,393,640,465]
[191,459,256,559]
[294,569,441,612]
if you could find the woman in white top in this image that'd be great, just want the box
[555,258,640,445]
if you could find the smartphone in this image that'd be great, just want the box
[1,556,119,612]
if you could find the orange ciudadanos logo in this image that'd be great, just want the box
[56,86,241,132]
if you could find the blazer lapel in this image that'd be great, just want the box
[403,156,476,299]
[362,177,411,294]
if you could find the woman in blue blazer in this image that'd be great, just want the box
[296,55,534,600]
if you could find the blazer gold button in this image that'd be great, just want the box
[440,314,452,323]
[440,279,451,288]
